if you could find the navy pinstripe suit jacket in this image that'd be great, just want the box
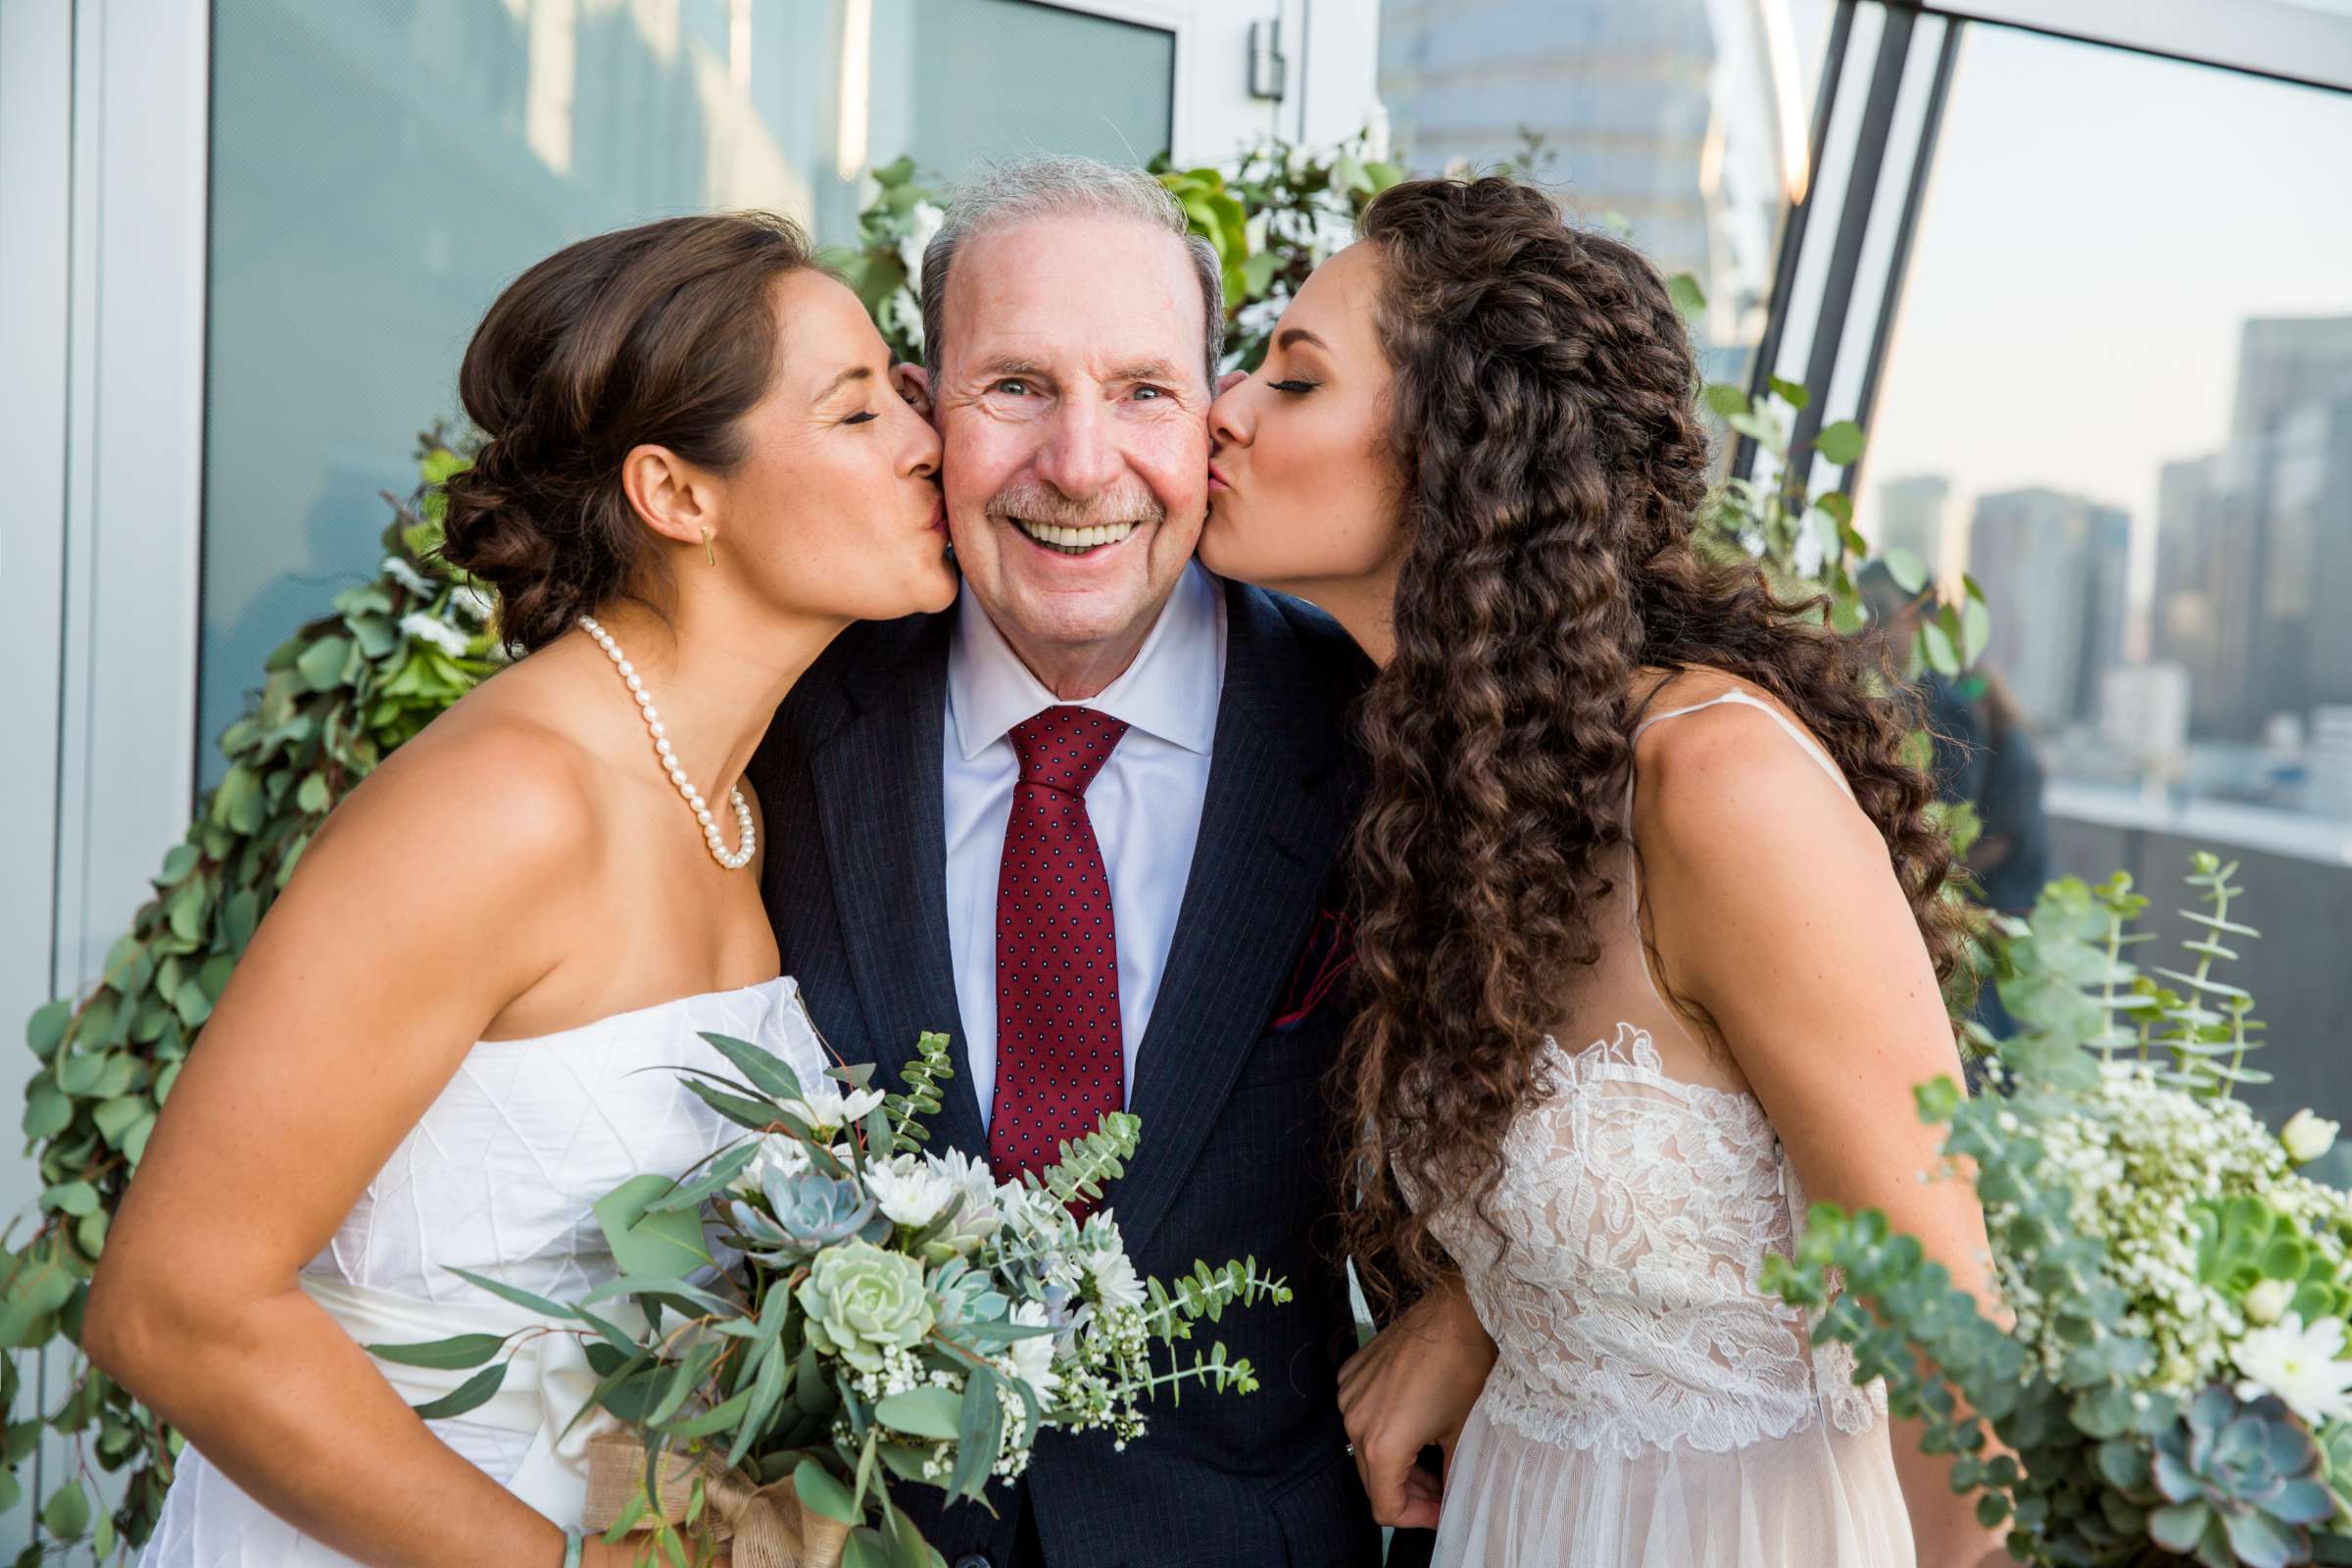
[747,576,1420,1568]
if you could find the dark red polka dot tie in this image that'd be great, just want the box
[989,705,1130,1188]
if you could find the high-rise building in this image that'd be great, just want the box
[1968,487,2133,731]
[1377,0,1805,381]
[2230,317,2352,441]
[1873,474,1952,578]
[2152,320,2352,738]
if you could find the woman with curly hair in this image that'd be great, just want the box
[1200,176,2006,1566]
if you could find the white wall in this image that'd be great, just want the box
[1,0,211,1552]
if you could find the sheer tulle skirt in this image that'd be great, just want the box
[1433,1396,1915,1568]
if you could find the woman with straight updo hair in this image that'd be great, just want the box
[89,211,955,1567]
[1200,177,2009,1566]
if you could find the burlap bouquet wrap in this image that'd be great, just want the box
[582,1431,852,1568]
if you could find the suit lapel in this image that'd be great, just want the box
[1115,583,1353,1258]
[808,617,989,1157]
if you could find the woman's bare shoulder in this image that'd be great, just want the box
[303,671,602,883]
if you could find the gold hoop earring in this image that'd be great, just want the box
[702,527,716,567]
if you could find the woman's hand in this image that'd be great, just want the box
[1336,1271,1496,1530]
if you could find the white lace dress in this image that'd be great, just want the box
[1422,693,1916,1568]
[142,976,825,1567]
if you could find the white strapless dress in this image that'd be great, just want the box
[142,976,825,1566]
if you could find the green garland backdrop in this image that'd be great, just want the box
[7,135,1973,1558]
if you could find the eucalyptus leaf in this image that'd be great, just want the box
[795,1458,859,1525]
[873,1385,961,1441]
[1815,419,1866,466]
[408,1361,509,1420]
[593,1173,715,1282]
[39,1478,88,1539]
[363,1333,510,1370]
[697,1032,805,1105]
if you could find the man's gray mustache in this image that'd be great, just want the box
[981,483,1166,531]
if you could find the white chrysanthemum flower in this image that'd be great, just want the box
[921,1149,1002,1246]
[865,1158,959,1228]
[382,556,435,596]
[2232,1313,2352,1427]
[1086,1248,1146,1312]
[446,585,496,625]
[735,1133,810,1196]
[399,611,469,658]
[780,1081,887,1134]
[1004,1299,1062,1400]
[2283,1109,2339,1165]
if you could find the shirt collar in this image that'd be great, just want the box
[949,561,1224,762]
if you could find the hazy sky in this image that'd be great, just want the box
[1860,23,2352,606]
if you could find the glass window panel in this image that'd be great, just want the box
[1377,0,1838,383]
[197,0,1172,782]
[1858,23,2352,1157]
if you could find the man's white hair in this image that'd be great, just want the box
[918,155,1226,385]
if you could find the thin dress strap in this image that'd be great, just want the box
[1619,689,1856,1005]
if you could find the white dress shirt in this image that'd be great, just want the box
[944,562,1227,1130]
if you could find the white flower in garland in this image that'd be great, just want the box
[2231,1312,2352,1427]
[898,199,946,290]
[865,1156,959,1229]
[779,1081,887,1136]
[882,286,924,353]
[382,556,434,596]
[446,585,496,625]
[398,611,469,659]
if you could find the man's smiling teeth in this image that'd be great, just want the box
[1014,517,1137,553]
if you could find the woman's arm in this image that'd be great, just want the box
[1337,1269,1496,1529]
[84,726,628,1568]
[1634,703,2010,1568]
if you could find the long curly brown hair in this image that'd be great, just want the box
[1341,176,1967,1314]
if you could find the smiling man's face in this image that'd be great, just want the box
[930,212,1211,680]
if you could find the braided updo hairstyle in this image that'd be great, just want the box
[439,211,818,653]
[1339,177,1965,1312]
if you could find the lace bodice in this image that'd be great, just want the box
[1425,1021,1884,1459]
[1414,689,1886,1462]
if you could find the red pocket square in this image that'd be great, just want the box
[1271,908,1355,1032]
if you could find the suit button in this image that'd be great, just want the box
[952,1558,991,1568]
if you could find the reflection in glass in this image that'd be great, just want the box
[198,0,1173,782]
[1376,0,1835,382]
[1858,23,2352,1159]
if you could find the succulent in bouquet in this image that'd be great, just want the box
[383,1030,1289,1568]
[1764,855,2352,1568]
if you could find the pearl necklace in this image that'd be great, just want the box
[579,615,756,871]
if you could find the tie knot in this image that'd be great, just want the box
[1008,706,1129,795]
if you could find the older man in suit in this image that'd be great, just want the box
[748,156,1428,1568]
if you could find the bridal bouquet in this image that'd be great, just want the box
[1766,856,2352,1568]
[387,1033,1288,1568]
